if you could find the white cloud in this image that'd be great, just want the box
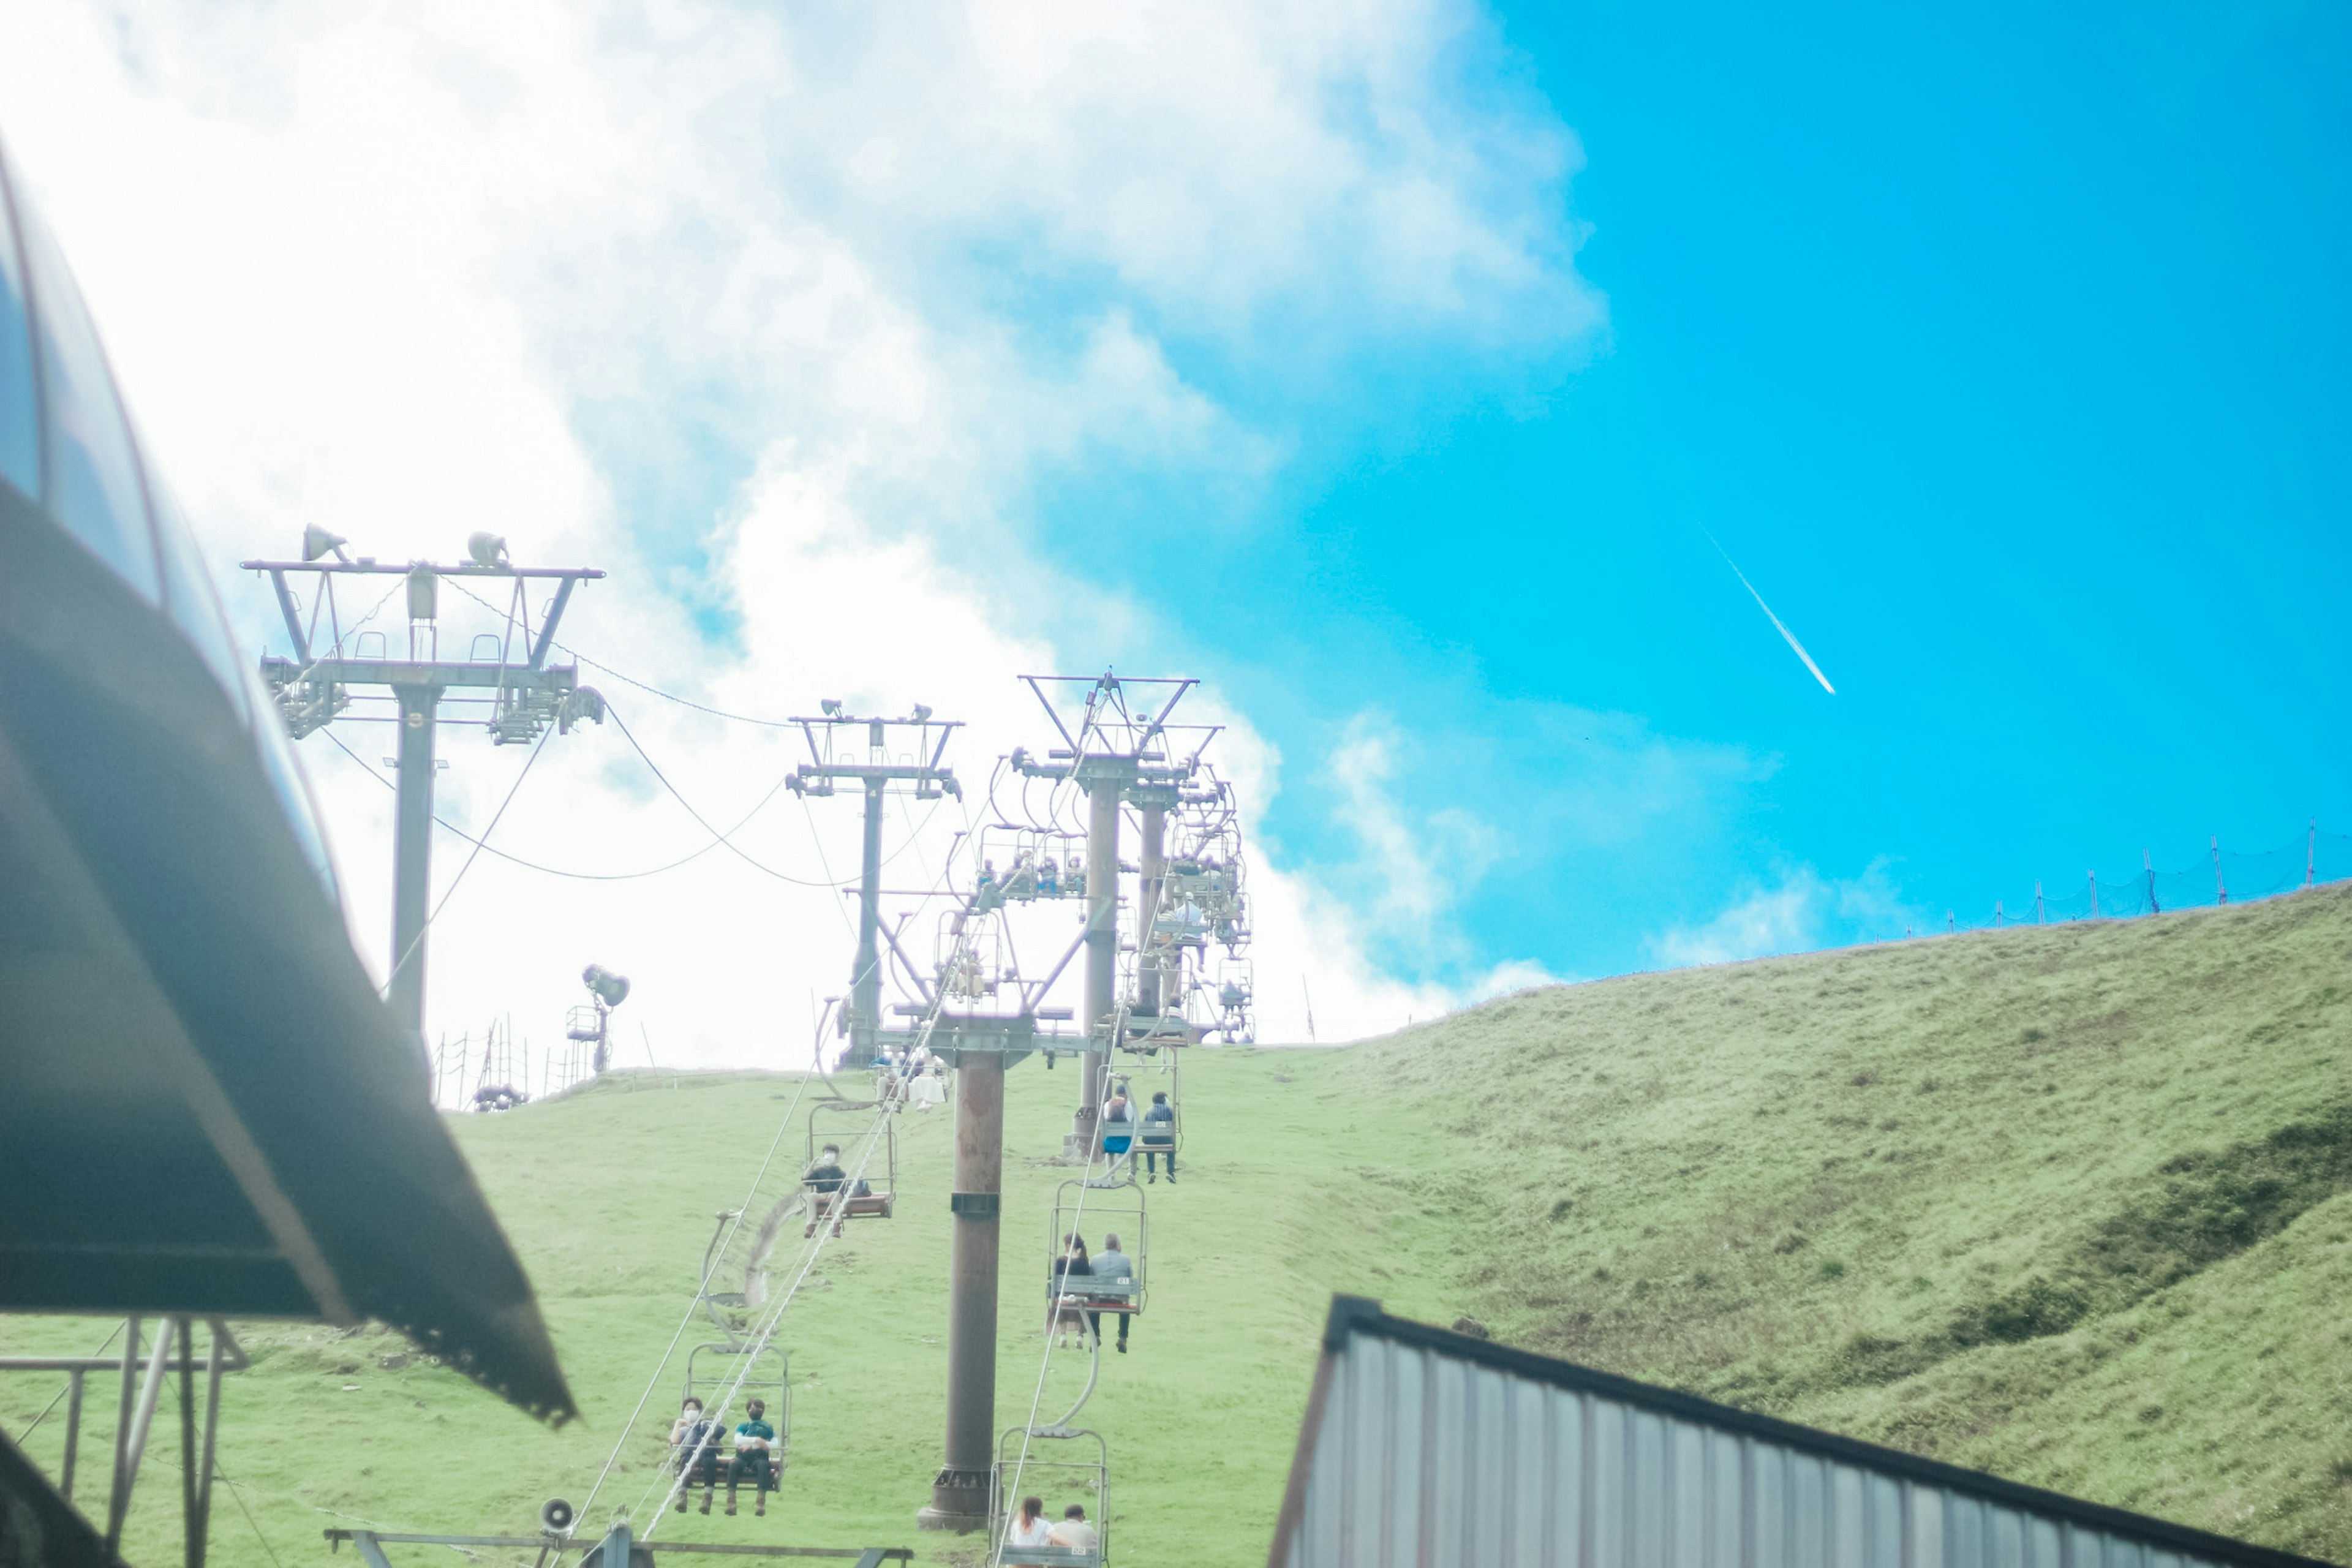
[1648,860,1924,968]
[0,0,1599,1066]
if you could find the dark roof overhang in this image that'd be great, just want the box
[0,480,573,1422]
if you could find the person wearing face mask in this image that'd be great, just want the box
[725,1398,780,1516]
[669,1396,722,1512]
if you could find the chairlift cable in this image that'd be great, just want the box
[317,728,771,884]
[439,574,797,731]
[634,998,951,1536]
[12,1321,126,1442]
[576,1063,824,1525]
[318,718,940,889]
[606,703,859,889]
[211,1465,288,1568]
[377,725,550,999]
[995,1095,1124,1567]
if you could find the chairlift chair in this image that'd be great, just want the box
[680,1340,790,1480]
[1048,1177,1146,1320]
[799,1102,897,1238]
[992,1425,1109,1568]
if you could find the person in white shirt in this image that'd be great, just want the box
[1047,1503,1099,1556]
[1006,1495,1053,1548]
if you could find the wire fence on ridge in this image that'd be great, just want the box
[1929,824,2352,935]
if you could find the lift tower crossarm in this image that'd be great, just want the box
[241,551,607,1041]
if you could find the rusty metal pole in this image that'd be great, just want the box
[920,1050,1005,1532]
[1134,802,1166,1017]
[1071,779,1121,1157]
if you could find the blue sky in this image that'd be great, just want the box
[5,0,2345,1054]
[1112,0,2352,982]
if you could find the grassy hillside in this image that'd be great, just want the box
[1,1047,1463,1568]
[1348,880,2352,1558]
[6,884,2350,1566]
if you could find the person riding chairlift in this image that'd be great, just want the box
[1051,1235,1092,1348]
[1142,1090,1176,1183]
[1088,1231,1136,1354]
[802,1142,870,1236]
[1007,1496,1053,1550]
[724,1398,778,1517]
[1048,1504,1099,1557]
[1100,1088,1134,1175]
[669,1396,722,1513]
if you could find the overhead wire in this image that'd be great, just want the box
[12,1321,126,1443]
[631,1007,946,1539]
[994,1073,1120,1568]
[315,716,937,891]
[439,575,794,729]
[380,725,550,999]
[575,1063,823,1528]
[213,1466,288,1568]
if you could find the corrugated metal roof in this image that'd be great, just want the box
[1269,1297,2334,1568]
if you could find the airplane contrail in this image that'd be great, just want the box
[1702,529,1836,695]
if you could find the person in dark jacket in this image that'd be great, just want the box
[1140,1091,1176,1182]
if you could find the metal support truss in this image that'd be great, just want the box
[2,1316,245,1568]
[327,1523,912,1568]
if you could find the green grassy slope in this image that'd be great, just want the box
[6,884,2350,1566]
[1351,881,2352,1559]
[1,1047,1463,1568]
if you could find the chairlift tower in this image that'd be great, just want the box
[243,529,605,1036]
[785,705,961,1065]
[1010,672,1217,1157]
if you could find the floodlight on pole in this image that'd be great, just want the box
[301,525,350,564]
[569,964,632,1074]
[582,965,631,1009]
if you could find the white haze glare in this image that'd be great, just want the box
[0,1,1588,1067]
